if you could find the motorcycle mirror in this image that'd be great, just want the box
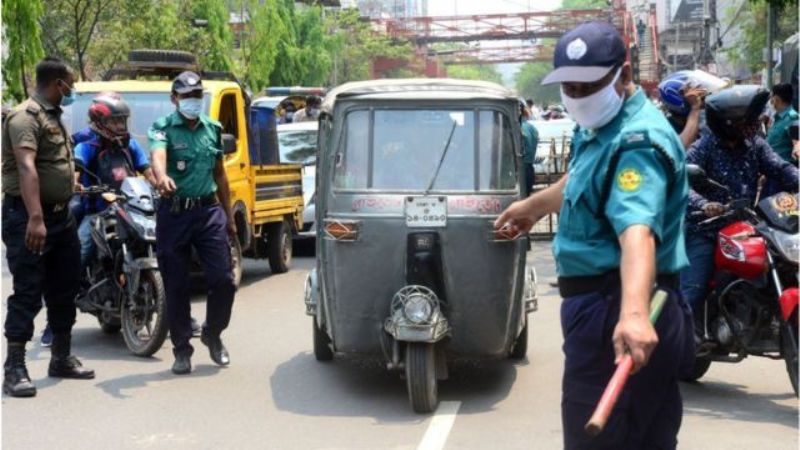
[222,133,237,155]
[101,192,117,203]
[686,164,707,186]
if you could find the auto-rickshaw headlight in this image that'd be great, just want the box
[391,285,439,326]
[404,294,433,324]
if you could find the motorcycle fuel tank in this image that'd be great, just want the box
[715,221,767,280]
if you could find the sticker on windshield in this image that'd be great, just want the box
[449,112,465,126]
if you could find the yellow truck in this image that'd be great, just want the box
[63,50,304,285]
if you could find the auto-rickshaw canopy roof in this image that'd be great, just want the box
[321,78,519,113]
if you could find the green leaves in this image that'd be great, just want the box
[515,62,560,106]
[2,0,45,102]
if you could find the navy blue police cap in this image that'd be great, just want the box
[172,71,204,94]
[541,21,626,85]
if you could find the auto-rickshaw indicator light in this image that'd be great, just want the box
[323,219,360,241]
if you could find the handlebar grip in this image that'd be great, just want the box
[689,211,706,219]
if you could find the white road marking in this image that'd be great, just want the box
[417,401,462,450]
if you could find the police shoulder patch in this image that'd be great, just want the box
[620,129,651,150]
[616,167,643,192]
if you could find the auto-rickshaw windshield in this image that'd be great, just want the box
[334,108,517,192]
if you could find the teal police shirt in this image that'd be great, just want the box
[767,107,799,162]
[521,120,539,164]
[553,87,689,277]
[148,111,223,198]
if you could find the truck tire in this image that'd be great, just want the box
[128,49,196,65]
[231,238,243,289]
[267,220,292,274]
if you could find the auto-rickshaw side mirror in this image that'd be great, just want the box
[686,164,707,188]
[222,133,237,155]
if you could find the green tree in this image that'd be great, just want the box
[515,61,560,106]
[325,8,413,84]
[87,0,191,76]
[39,0,117,79]
[724,0,798,74]
[293,5,332,86]
[2,0,45,102]
[446,64,504,84]
[187,0,235,71]
[238,0,287,92]
[560,0,608,9]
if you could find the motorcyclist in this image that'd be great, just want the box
[74,94,156,269]
[658,71,708,148]
[680,86,799,337]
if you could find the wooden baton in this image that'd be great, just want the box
[584,289,669,437]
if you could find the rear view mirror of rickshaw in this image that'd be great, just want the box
[221,133,237,155]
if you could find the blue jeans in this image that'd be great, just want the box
[78,214,96,270]
[679,233,716,323]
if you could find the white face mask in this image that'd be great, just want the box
[178,98,203,120]
[560,68,625,130]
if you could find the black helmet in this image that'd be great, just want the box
[705,85,769,142]
[88,93,131,145]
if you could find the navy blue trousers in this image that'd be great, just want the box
[2,201,80,342]
[560,285,694,450]
[156,202,235,357]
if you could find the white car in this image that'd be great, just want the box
[277,121,318,238]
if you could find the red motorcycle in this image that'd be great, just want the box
[685,165,799,395]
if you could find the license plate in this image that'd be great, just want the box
[405,196,447,228]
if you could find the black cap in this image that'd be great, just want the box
[172,71,203,94]
[542,21,626,85]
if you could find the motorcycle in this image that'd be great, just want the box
[77,177,168,357]
[685,165,799,395]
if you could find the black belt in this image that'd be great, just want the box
[558,270,680,298]
[3,195,69,215]
[165,193,218,213]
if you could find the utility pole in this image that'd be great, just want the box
[766,1,775,87]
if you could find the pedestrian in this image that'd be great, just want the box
[148,71,237,375]
[2,57,95,397]
[292,95,322,123]
[494,22,694,449]
[520,105,539,197]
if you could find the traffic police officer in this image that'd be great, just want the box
[148,71,237,375]
[2,57,95,397]
[495,22,694,448]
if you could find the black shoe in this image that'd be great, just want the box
[201,332,230,366]
[191,317,202,338]
[48,335,95,379]
[3,343,36,398]
[171,354,192,375]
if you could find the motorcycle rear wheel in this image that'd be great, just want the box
[121,269,168,357]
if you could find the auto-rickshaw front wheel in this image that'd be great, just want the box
[510,321,529,360]
[313,320,333,361]
[406,343,439,413]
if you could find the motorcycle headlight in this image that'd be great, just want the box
[129,212,156,240]
[773,230,800,264]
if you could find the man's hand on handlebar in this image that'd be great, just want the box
[703,202,726,218]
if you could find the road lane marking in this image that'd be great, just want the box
[417,401,462,450]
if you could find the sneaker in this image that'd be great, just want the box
[41,326,53,348]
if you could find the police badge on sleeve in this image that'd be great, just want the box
[177,160,187,171]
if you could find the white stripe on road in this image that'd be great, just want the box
[417,401,462,450]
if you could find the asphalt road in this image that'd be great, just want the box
[2,243,798,449]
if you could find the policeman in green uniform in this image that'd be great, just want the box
[767,83,799,162]
[495,22,693,448]
[149,72,237,375]
[2,57,95,398]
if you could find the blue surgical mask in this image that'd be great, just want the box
[178,98,203,120]
[59,82,76,107]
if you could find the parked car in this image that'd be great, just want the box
[277,121,318,237]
